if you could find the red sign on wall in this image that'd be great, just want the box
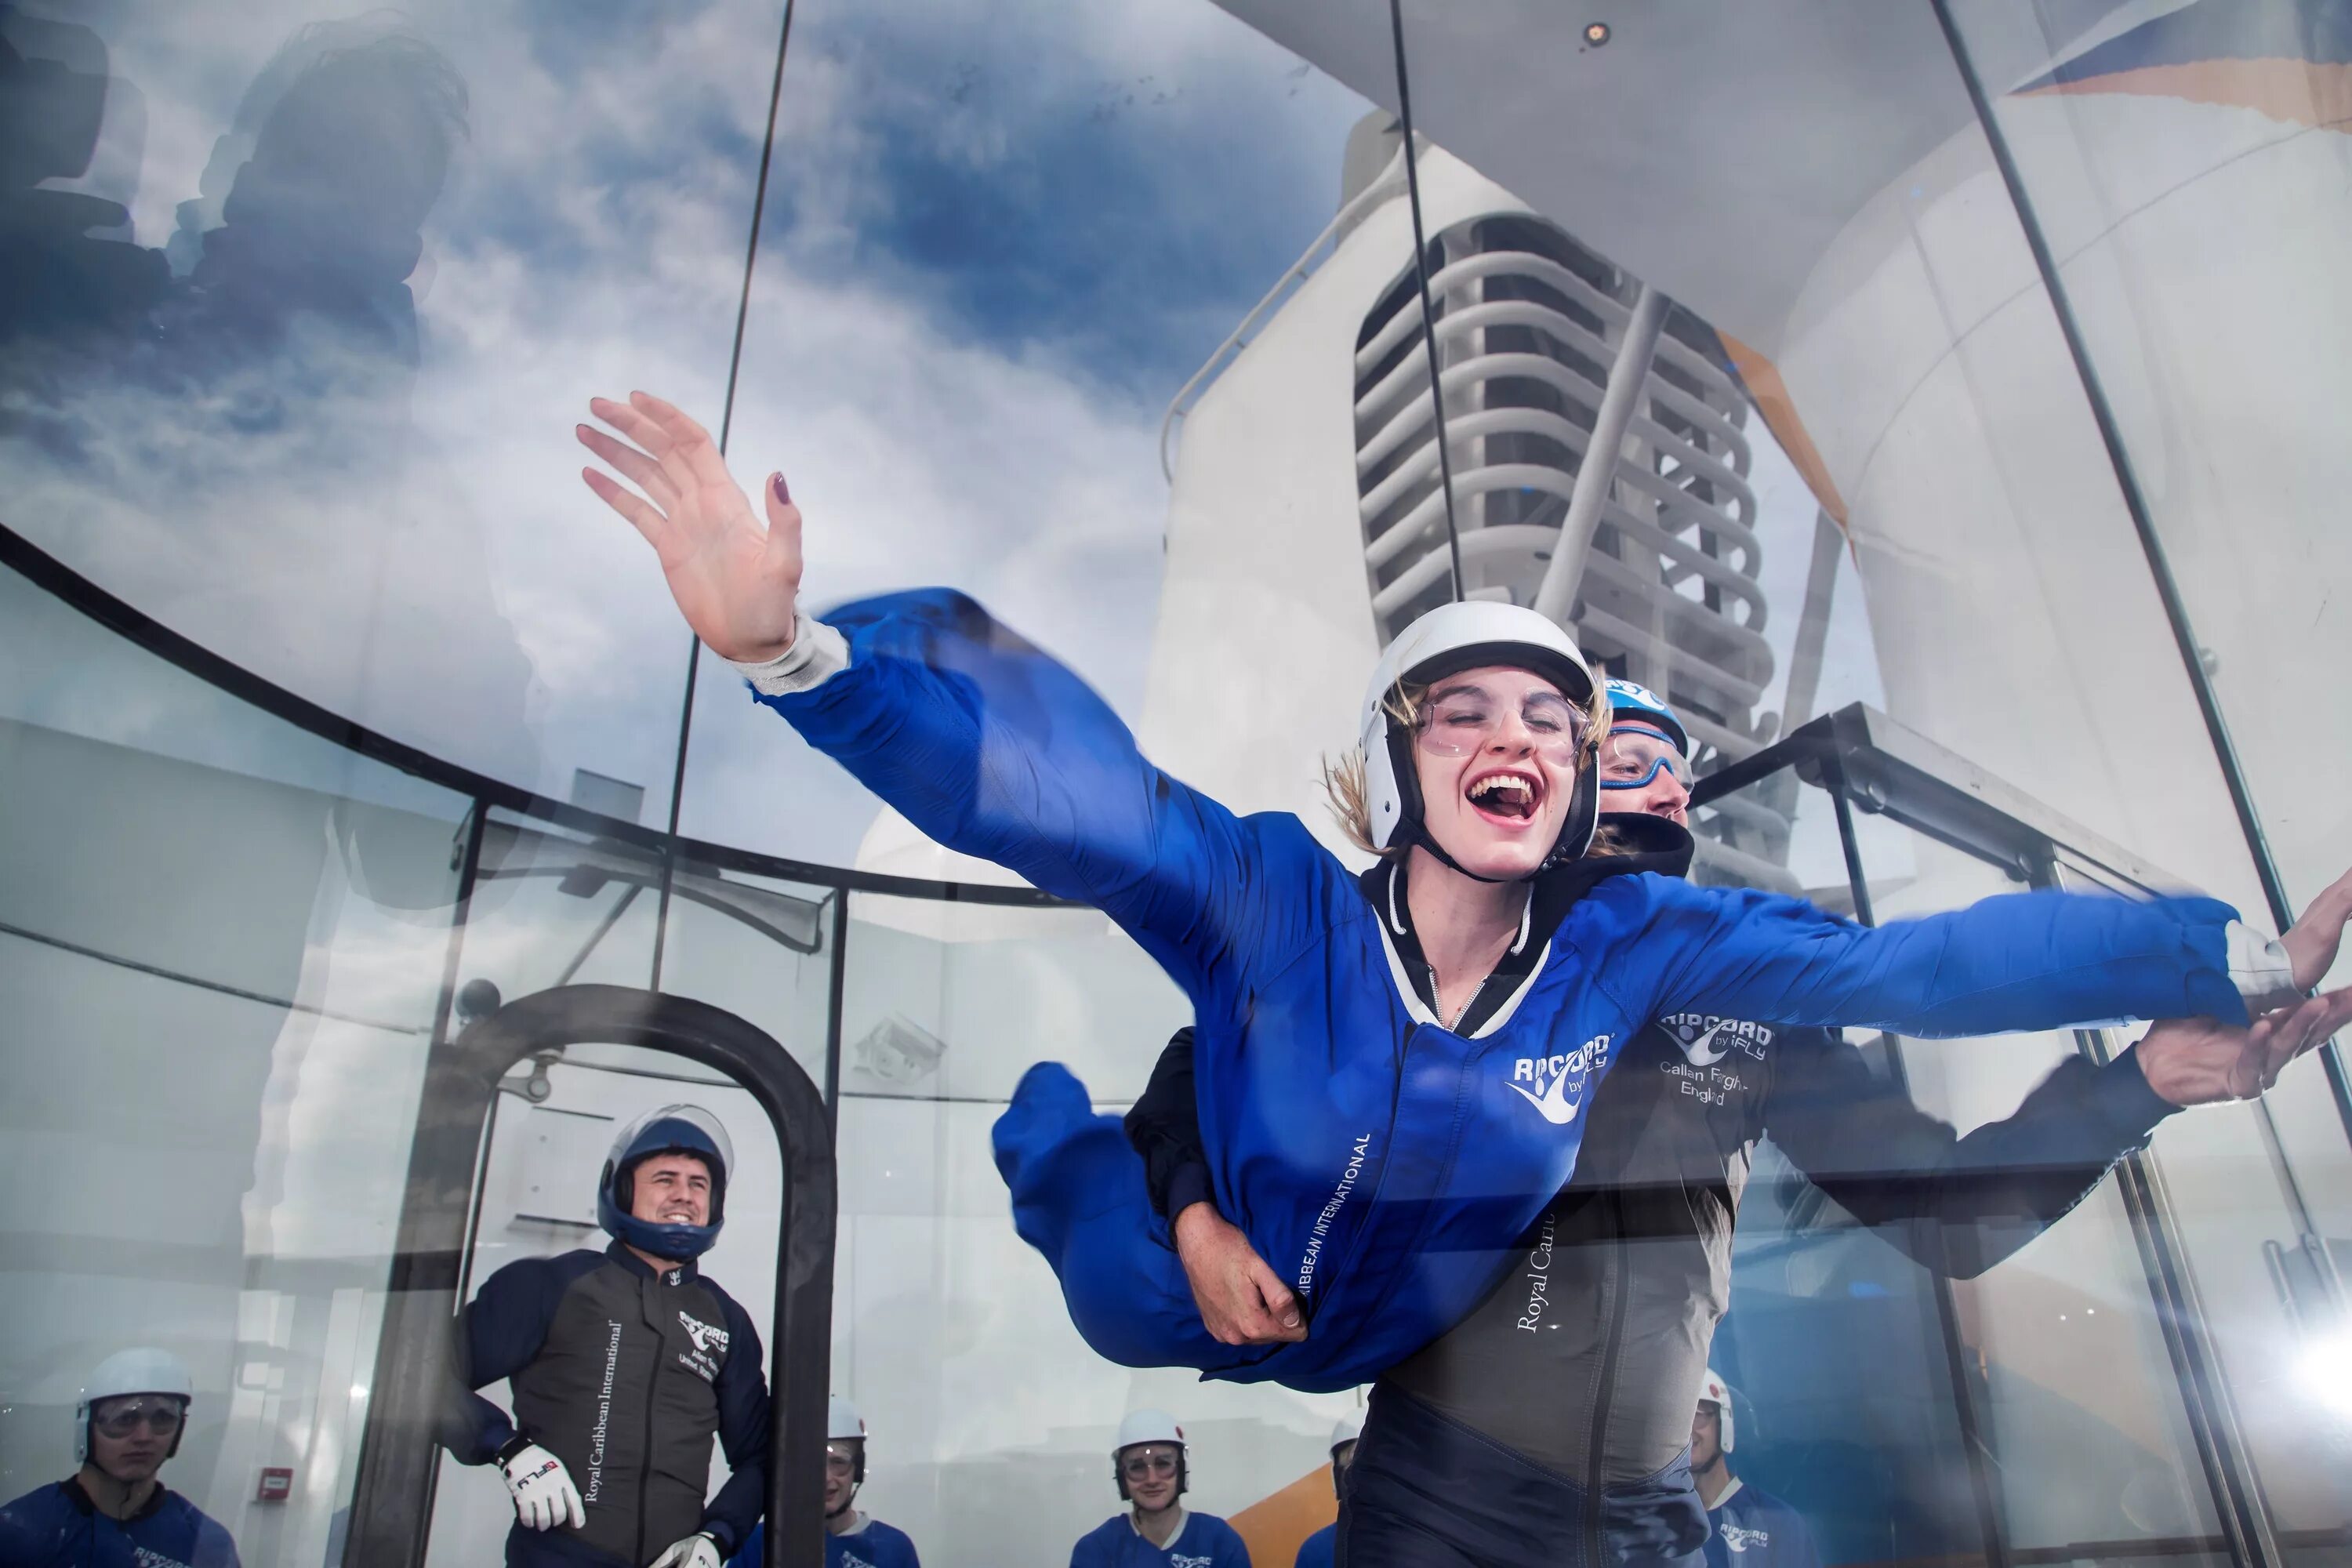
[255,1467,293,1503]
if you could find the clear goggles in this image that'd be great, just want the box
[1414,688,1588,767]
[825,1443,858,1476]
[1597,728,1690,792]
[1120,1447,1181,1479]
[91,1395,188,1437]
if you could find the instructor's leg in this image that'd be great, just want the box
[1341,1384,1590,1568]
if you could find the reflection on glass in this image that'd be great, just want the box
[680,0,1382,868]
[1866,831,2224,1553]
[0,558,467,1561]
[1,0,786,808]
[426,1060,782,1568]
[7,0,2352,1563]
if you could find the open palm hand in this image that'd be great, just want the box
[577,391,801,663]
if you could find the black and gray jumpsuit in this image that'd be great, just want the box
[443,1242,770,1567]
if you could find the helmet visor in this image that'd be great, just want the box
[609,1103,734,1181]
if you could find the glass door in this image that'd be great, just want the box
[1690,703,2352,1567]
[342,983,836,1568]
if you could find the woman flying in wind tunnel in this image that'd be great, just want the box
[575,390,2352,1392]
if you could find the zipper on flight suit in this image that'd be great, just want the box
[637,1273,664,1567]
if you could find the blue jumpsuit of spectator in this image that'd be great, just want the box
[1069,1509,1250,1568]
[1703,1481,1820,1568]
[727,1515,921,1568]
[0,1476,241,1568]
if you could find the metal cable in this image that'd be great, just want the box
[1386,0,1465,601]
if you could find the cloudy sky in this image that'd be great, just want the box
[5,0,1873,873]
[5,0,1391,867]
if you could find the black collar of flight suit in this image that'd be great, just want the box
[605,1239,701,1287]
[1360,815,1697,1036]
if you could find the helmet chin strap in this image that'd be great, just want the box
[1410,826,1521,884]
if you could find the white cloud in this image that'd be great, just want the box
[4,0,1372,871]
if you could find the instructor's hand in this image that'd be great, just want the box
[1173,1202,1306,1346]
[2281,864,2352,993]
[498,1442,585,1532]
[649,1532,723,1568]
[2138,987,2352,1106]
[578,391,802,663]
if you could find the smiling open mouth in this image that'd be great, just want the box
[1466,771,1542,821]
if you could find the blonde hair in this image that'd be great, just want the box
[1323,676,1612,859]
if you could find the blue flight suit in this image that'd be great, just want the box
[727,1515,921,1568]
[753,589,2273,1392]
[1703,1482,1820,1568]
[0,1478,241,1568]
[1069,1511,1250,1568]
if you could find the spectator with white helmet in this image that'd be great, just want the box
[725,1396,920,1568]
[1069,1410,1249,1568]
[1289,1407,1363,1568]
[0,1346,241,1566]
[437,1104,770,1568]
[1691,1371,1818,1568]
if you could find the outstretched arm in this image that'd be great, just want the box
[1769,989,2352,1277]
[1624,877,2323,1039]
[578,394,1282,999]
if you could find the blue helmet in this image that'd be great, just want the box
[597,1105,732,1261]
[1603,678,1688,757]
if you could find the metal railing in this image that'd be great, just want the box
[1157,144,1409,482]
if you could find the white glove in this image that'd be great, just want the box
[498,1442,586,1531]
[649,1533,723,1568]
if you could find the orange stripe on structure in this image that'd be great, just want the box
[1719,335,1849,533]
[2020,59,2352,133]
[1229,1463,1337,1568]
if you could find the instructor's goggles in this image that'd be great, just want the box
[92,1396,188,1437]
[1414,687,1588,767]
[1120,1450,1180,1479]
[1598,728,1690,792]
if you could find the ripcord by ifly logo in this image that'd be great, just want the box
[677,1310,729,1355]
[1505,1070,1580,1124]
[1505,1035,1610,1125]
[1679,1018,1737,1066]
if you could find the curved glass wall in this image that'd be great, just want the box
[5,0,2350,1564]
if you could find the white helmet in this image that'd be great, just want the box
[1112,1408,1188,1501]
[826,1396,867,1492]
[77,1348,194,1465]
[1330,1407,1366,1455]
[1358,601,1602,877]
[1697,1367,1735,1452]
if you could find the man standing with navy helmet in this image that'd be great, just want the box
[441,1104,770,1568]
